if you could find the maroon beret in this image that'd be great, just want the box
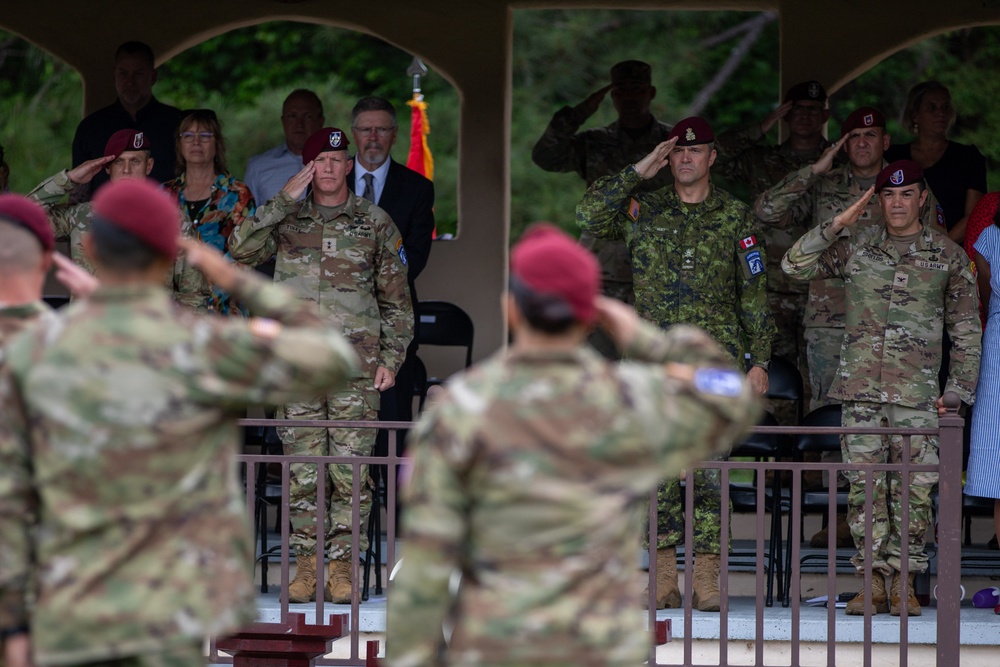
[91,179,180,259]
[784,80,827,104]
[668,116,715,146]
[876,160,925,192]
[510,223,600,325]
[302,127,350,165]
[840,107,886,137]
[0,194,55,252]
[104,129,151,159]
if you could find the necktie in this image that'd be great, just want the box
[362,173,375,202]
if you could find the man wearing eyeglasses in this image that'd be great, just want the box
[71,41,184,199]
[348,96,434,464]
[26,129,207,311]
[245,89,326,205]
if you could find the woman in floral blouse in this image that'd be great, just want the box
[166,109,255,314]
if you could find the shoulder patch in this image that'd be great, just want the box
[936,204,946,230]
[628,197,640,221]
[693,368,743,397]
[248,317,282,339]
[739,235,757,250]
[396,237,408,266]
[739,248,765,279]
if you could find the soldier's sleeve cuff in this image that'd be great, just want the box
[0,588,28,632]
[944,383,974,407]
[621,319,672,363]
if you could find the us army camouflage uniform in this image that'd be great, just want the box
[1,301,55,355]
[0,272,359,666]
[386,320,760,667]
[578,166,775,553]
[756,160,945,410]
[783,221,980,575]
[27,170,209,311]
[532,107,674,303]
[715,126,832,416]
[229,191,413,560]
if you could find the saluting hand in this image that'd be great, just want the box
[67,155,115,185]
[759,101,793,136]
[829,186,876,235]
[579,84,613,117]
[280,161,316,201]
[179,237,245,292]
[809,134,849,176]
[634,137,678,180]
[594,295,639,350]
[52,253,99,298]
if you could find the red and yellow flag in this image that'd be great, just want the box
[406,93,434,181]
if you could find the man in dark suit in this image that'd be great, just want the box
[349,96,435,456]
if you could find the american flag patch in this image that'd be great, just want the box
[739,235,757,250]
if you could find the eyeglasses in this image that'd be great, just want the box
[353,126,394,136]
[180,132,215,142]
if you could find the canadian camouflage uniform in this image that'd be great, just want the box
[577,166,775,553]
[27,170,209,311]
[532,106,673,304]
[0,272,359,666]
[229,190,413,560]
[783,221,980,575]
[715,126,832,415]
[386,319,760,667]
[756,160,946,410]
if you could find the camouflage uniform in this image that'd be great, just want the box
[386,320,760,667]
[532,107,673,303]
[229,191,413,559]
[0,272,359,666]
[27,170,209,311]
[715,126,832,415]
[782,220,980,574]
[577,166,775,553]
[756,161,945,410]
[0,301,55,353]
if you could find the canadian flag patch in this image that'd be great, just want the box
[739,235,757,250]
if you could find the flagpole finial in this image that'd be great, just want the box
[407,57,428,95]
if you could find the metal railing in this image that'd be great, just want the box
[210,408,967,666]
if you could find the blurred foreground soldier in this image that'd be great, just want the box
[0,143,9,192]
[783,160,981,616]
[578,117,774,611]
[0,179,359,666]
[231,127,413,604]
[28,128,207,310]
[386,224,760,667]
[0,197,60,350]
[532,60,673,313]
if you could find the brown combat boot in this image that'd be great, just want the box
[326,559,353,604]
[809,515,854,548]
[655,547,682,609]
[845,573,889,615]
[889,571,922,616]
[692,553,721,612]
[288,554,318,603]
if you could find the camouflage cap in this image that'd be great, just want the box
[784,80,827,104]
[104,129,150,159]
[840,107,886,137]
[876,159,925,192]
[610,60,652,86]
[667,116,714,146]
[0,194,55,252]
[92,178,180,259]
[511,223,600,325]
[302,127,351,164]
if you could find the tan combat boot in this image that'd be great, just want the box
[288,554,318,603]
[845,573,889,615]
[691,553,721,612]
[889,571,922,616]
[326,559,353,604]
[655,547,682,609]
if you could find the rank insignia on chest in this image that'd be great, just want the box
[396,237,408,266]
[743,249,764,277]
[893,271,909,287]
[323,238,336,252]
[628,198,640,221]
[739,235,757,250]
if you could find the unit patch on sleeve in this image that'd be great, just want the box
[628,198,641,221]
[396,237,408,266]
[739,248,765,279]
[739,235,757,250]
